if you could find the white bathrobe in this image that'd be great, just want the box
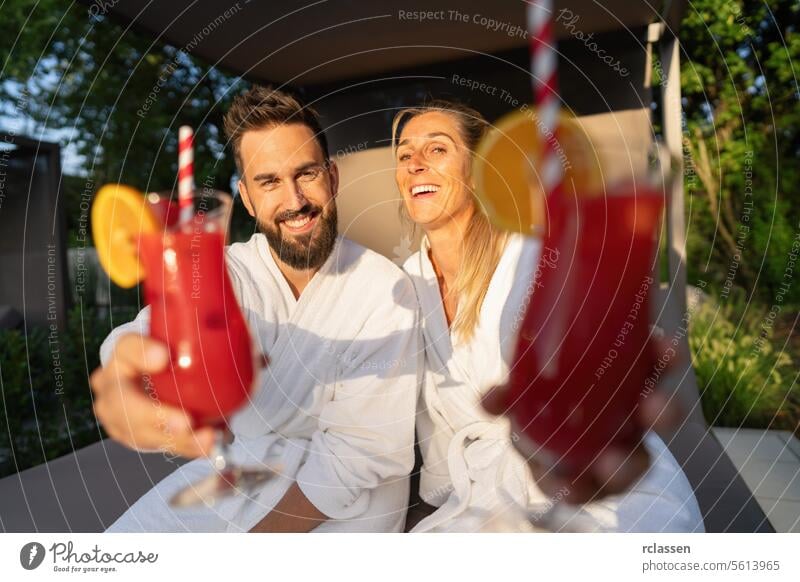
[103,234,420,532]
[404,234,704,533]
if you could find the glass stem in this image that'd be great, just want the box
[212,429,228,472]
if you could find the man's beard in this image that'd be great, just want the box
[259,201,338,270]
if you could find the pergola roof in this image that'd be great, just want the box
[102,1,684,87]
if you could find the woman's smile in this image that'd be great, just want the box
[410,183,441,197]
[395,111,474,228]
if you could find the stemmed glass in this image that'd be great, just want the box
[140,189,275,507]
[497,141,672,532]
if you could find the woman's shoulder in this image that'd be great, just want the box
[501,233,542,273]
[505,231,540,254]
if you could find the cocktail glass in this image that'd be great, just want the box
[140,189,274,507]
[500,142,671,531]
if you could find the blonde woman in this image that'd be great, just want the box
[393,100,703,532]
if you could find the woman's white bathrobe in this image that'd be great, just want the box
[404,234,704,532]
[104,234,420,532]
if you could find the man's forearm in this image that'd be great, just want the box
[248,482,329,533]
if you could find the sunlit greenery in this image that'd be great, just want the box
[689,294,798,430]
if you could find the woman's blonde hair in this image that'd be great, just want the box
[392,100,508,343]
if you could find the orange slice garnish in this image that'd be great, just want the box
[91,184,159,288]
[473,107,600,234]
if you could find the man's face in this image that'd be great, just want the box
[238,123,338,270]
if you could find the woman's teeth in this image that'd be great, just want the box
[411,184,440,196]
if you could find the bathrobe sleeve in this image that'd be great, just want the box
[99,306,151,367]
[295,275,420,520]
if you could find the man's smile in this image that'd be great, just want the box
[279,208,320,235]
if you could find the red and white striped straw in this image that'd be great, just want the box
[528,0,562,196]
[178,125,195,224]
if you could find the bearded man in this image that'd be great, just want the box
[90,86,420,533]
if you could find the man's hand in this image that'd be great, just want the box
[483,339,685,505]
[90,333,215,458]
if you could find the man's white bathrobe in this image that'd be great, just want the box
[404,234,704,532]
[103,234,420,532]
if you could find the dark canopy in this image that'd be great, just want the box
[98,1,683,89]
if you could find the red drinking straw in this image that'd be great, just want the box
[178,125,195,224]
[528,0,567,379]
[527,0,562,196]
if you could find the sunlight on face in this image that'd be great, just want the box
[395,111,474,231]
[237,123,339,269]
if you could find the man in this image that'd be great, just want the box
[90,86,420,532]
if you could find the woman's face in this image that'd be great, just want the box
[395,111,474,231]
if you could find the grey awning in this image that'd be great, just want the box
[100,1,683,87]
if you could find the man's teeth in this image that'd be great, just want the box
[285,215,313,228]
[411,184,439,196]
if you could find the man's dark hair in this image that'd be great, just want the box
[223,85,329,174]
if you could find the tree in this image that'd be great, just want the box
[678,0,800,305]
[0,2,256,474]
[0,0,251,243]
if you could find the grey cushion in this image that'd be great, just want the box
[0,439,184,532]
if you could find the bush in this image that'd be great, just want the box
[689,296,799,431]
[0,305,137,478]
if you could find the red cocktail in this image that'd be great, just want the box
[140,190,272,506]
[505,185,663,477]
[139,199,252,426]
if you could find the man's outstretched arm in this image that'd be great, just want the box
[249,483,328,533]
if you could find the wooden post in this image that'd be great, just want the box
[660,30,688,314]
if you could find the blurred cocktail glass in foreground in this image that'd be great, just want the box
[92,186,274,507]
[474,110,669,530]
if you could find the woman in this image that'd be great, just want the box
[392,100,704,532]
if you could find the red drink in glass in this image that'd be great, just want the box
[139,223,253,427]
[138,190,271,506]
[146,194,180,227]
[505,185,664,477]
[91,185,273,506]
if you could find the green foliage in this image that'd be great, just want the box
[0,3,261,476]
[0,0,253,240]
[680,2,800,432]
[679,0,800,305]
[0,305,136,478]
[689,297,799,430]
